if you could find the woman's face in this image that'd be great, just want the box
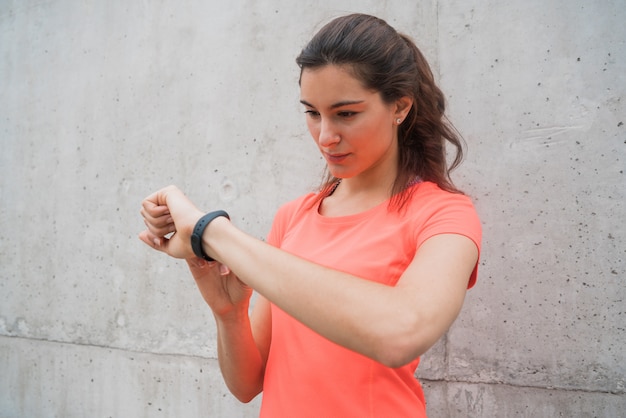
[299,65,405,182]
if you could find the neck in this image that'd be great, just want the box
[338,174,394,198]
[340,152,399,197]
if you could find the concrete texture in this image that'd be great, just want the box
[1,0,624,417]
[0,335,260,417]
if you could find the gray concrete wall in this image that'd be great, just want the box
[0,0,624,417]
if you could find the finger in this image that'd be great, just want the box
[140,186,204,260]
[143,218,176,237]
[141,210,173,232]
[143,189,167,208]
[219,264,231,276]
[138,230,167,251]
[188,257,213,269]
[152,186,202,228]
[141,199,170,218]
[140,201,171,227]
[142,214,175,232]
[143,186,183,213]
[140,198,172,232]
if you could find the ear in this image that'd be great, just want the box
[394,96,414,121]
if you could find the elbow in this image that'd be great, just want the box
[374,338,425,368]
[371,316,441,368]
[225,380,263,404]
[231,388,261,404]
[236,395,257,404]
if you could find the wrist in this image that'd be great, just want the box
[213,301,250,324]
[191,210,230,261]
[201,215,231,261]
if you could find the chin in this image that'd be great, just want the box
[327,167,353,179]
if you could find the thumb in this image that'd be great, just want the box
[138,229,166,252]
[219,263,231,276]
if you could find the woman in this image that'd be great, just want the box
[140,13,481,417]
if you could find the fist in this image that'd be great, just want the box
[139,185,204,259]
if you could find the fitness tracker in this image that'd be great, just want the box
[190,210,230,261]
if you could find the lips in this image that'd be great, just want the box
[324,152,350,163]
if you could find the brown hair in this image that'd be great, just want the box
[296,14,465,208]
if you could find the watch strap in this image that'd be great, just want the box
[190,210,230,261]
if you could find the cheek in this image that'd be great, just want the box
[355,121,394,152]
[306,119,320,142]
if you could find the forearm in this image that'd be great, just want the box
[203,217,441,366]
[214,308,265,402]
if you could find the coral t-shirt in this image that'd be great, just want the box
[259,181,482,417]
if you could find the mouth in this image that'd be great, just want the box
[324,152,350,164]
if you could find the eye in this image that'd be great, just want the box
[338,111,357,118]
[304,110,320,118]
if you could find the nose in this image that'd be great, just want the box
[317,118,340,148]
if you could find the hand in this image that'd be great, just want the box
[139,185,204,259]
[186,257,253,317]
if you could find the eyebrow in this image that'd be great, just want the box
[299,99,365,109]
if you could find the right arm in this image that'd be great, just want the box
[186,258,272,402]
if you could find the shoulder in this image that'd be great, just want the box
[267,192,318,246]
[404,181,481,248]
[274,192,318,221]
[401,181,478,220]
[409,181,474,206]
[407,182,482,289]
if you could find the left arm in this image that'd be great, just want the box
[202,217,477,367]
[140,186,478,367]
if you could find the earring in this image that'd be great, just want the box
[396,118,402,125]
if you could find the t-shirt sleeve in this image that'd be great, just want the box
[415,192,482,288]
[266,206,286,247]
[266,193,315,248]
